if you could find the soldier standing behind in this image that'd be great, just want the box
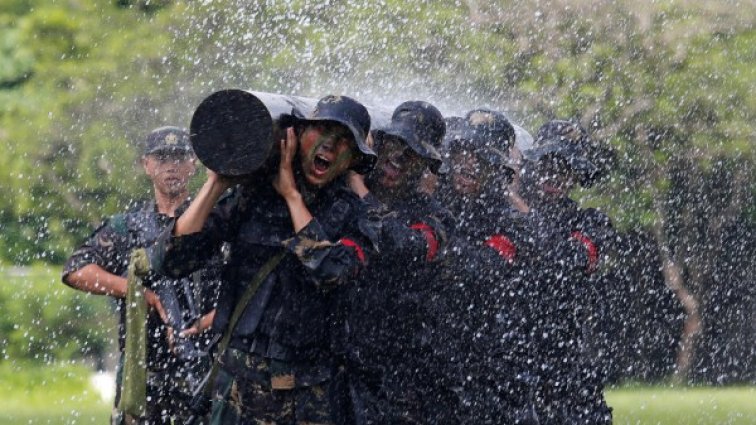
[341,101,457,424]
[520,119,615,424]
[437,109,543,425]
[151,96,377,424]
[62,127,220,424]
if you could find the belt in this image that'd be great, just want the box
[222,348,332,390]
[228,334,294,361]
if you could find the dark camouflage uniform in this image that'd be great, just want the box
[438,184,546,425]
[62,201,221,425]
[152,176,372,425]
[519,174,615,425]
[336,192,457,424]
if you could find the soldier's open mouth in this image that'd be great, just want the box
[382,160,402,179]
[313,154,332,175]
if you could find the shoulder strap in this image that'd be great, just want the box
[199,250,287,398]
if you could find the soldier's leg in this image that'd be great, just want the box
[145,371,172,425]
[111,354,127,425]
[208,368,241,425]
[293,382,335,425]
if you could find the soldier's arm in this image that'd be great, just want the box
[62,217,127,291]
[284,215,371,289]
[274,128,313,232]
[62,219,168,321]
[175,169,233,236]
[64,264,127,297]
[152,172,239,278]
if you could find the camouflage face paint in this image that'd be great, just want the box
[299,123,357,187]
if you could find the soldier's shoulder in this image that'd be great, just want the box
[107,202,156,235]
[107,213,130,236]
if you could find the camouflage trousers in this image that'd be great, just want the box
[208,349,335,425]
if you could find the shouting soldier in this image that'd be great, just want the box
[152,95,377,424]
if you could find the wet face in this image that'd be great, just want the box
[142,151,196,198]
[375,136,427,191]
[299,122,358,187]
[532,154,575,198]
[450,150,484,196]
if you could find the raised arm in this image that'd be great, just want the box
[175,169,233,236]
[273,127,313,233]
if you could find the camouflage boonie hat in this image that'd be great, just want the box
[523,119,610,186]
[446,121,516,183]
[443,109,517,182]
[373,100,445,173]
[142,126,192,156]
[460,109,516,151]
[300,95,376,174]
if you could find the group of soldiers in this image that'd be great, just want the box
[63,94,621,424]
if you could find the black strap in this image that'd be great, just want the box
[193,251,286,405]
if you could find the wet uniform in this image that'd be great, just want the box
[439,187,546,425]
[520,189,614,425]
[152,176,372,425]
[62,201,221,424]
[338,191,457,424]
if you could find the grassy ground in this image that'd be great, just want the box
[606,385,756,425]
[1,363,754,425]
[0,362,110,425]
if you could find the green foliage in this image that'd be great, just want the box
[0,264,116,364]
[0,0,187,263]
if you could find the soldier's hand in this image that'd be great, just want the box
[206,168,234,192]
[273,127,300,200]
[144,288,169,325]
[179,310,216,337]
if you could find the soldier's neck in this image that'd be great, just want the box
[154,189,190,217]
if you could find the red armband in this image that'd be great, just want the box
[410,222,440,262]
[571,231,598,273]
[484,234,517,263]
[340,238,366,265]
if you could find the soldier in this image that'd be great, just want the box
[437,109,544,425]
[62,127,221,424]
[520,119,615,424]
[340,101,457,424]
[151,95,376,424]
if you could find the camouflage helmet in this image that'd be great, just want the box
[445,110,517,184]
[300,95,376,174]
[523,119,612,187]
[460,108,516,151]
[372,100,445,173]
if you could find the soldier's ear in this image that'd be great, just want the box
[188,156,198,175]
[141,155,150,174]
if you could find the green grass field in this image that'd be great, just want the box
[607,385,756,425]
[1,362,754,425]
[0,363,110,425]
